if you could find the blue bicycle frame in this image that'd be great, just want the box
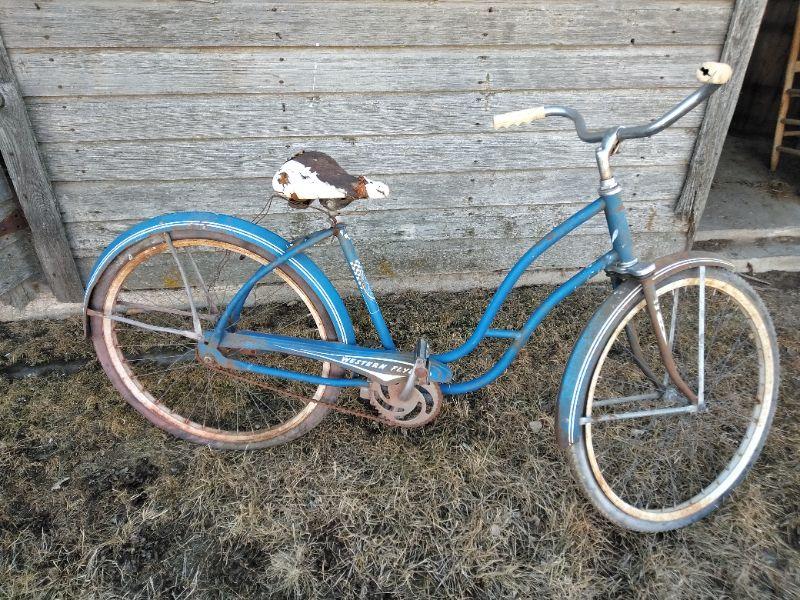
[197,191,634,395]
[191,81,731,397]
[84,75,733,457]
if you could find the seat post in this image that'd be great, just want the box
[335,224,397,350]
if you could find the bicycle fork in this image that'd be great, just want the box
[640,276,702,409]
[603,192,702,410]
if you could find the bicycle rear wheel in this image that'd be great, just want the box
[90,229,344,449]
[569,268,779,531]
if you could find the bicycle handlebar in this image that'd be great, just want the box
[492,62,733,144]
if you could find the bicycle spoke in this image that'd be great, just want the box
[583,270,774,520]
[593,391,662,409]
[138,361,199,382]
[698,266,705,407]
[115,301,217,323]
[163,233,202,336]
[582,403,697,425]
[125,351,194,364]
[96,234,337,444]
[662,288,680,386]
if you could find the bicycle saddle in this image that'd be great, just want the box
[272,150,390,210]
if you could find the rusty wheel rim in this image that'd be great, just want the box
[100,237,334,445]
[584,275,775,522]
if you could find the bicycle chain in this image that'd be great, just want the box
[206,361,399,426]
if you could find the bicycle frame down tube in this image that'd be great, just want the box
[441,250,618,395]
[433,197,607,364]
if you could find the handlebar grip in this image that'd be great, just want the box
[492,106,546,129]
[696,62,732,85]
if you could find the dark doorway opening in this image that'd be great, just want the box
[695,0,800,273]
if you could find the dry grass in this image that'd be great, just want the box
[0,274,798,598]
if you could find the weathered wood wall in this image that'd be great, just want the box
[0,169,39,301]
[0,33,84,302]
[0,0,735,292]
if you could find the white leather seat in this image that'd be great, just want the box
[272,150,389,210]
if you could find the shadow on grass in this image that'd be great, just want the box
[1,275,798,598]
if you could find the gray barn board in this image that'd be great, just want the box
[0,0,765,315]
[676,0,769,231]
[0,32,83,302]
[0,168,40,300]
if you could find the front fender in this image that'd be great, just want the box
[82,211,356,345]
[556,251,734,448]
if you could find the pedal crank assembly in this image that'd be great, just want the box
[211,338,443,428]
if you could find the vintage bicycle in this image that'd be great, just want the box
[84,62,779,531]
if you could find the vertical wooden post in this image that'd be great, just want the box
[0,32,83,302]
[675,0,769,237]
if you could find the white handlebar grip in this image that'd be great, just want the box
[696,62,733,85]
[492,106,547,129]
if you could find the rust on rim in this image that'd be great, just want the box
[98,237,327,444]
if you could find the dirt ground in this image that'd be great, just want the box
[1,273,798,599]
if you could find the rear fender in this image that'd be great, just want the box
[82,211,356,344]
[556,251,735,448]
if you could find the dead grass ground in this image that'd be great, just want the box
[0,274,798,599]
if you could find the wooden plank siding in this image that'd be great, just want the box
[0,0,735,291]
[0,171,40,298]
[10,47,723,96]
[53,166,690,222]
[40,130,698,181]
[0,34,83,301]
[27,89,706,142]
[66,201,684,256]
[676,0,769,226]
[0,1,734,49]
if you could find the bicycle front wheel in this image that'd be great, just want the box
[90,228,344,449]
[569,268,779,531]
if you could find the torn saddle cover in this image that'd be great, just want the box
[271,150,390,210]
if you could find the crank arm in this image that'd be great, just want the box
[397,338,430,401]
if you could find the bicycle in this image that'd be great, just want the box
[84,62,779,531]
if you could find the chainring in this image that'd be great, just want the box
[366,381,443,428]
